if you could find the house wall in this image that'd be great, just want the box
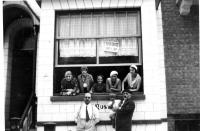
[36,0,167,131]
[161,0,199,131]
[161,0,199,115]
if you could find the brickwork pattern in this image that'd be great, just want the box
[161,0,199,114]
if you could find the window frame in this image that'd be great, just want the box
[54,8,143,67]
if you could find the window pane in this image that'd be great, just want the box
[104,13,115,36]
[58,39,96,64]
[70,15,81,37]
[127,12,138,35]
[99,38,139,64]
[116,12,127,36]
[57,16,71,37]
[81,14,93,37]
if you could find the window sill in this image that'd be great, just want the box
[51,92,145,101]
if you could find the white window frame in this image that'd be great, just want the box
[54,10,142,67]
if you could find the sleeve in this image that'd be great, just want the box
[93,105,100,124]
[117,79,122,91]
[106,78,111,93]
[117,100,135,114]
[60,79,65,91]
[122,74,128,91]
[74,105,81,123]
[73,77,79,93]
[136,74,142,91]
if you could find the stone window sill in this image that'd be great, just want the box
[51,92,145,101]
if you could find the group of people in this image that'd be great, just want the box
[75,91,135,131]
[60,64,142,96]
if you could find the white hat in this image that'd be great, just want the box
[110,71,118,77]
[130,64,137,71]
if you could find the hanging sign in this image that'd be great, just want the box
[104,40,119,53]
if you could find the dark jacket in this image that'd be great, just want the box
[115,99,135,131]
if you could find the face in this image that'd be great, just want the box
[129,67,136,74]
[84,93,91,105]
[123,92,131,100]
[111,75,117,81]
[97,76,103,84]
[81,69,87,75]
[65,72,72,81]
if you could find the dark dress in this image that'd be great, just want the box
[115,99,135,131]
[60,77,79,93]
[91,83,106,93]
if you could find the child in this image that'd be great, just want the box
[107,93,121,128]
[90,75,106,93]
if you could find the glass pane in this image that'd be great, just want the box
[57,15,71,38]
[116,12,127,36]
[58,39,96,64]
[99,38,139,64]
[81,14,93,37]
[70,15,81,37]
[56,11,140,38]
[104,13,115,36]
[127,12,138,35]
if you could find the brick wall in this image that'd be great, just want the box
[161,0,199,114]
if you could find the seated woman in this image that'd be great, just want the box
[90,75,106,93]
[106,71,121,93]
[122,64,141,92]
[60,71,79,96]
[78,66,94,93]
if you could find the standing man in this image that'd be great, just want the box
[115,90,135,131]
[75,93,100,131]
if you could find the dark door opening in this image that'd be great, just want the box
[10,50,34,117]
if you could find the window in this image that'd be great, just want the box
[55,10,142,66]
[53,9,143,96]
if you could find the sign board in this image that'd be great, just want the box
[104,40,119,53]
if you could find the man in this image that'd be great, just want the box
[75,93,100,131]
[115,90,135,131]
[78,66,94,93]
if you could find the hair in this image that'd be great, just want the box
[64,71,72,77]
[97,75,104,80]
[81,66,88,71]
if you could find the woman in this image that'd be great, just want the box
[106,71,121,93]
[60,71,79,95]
[90,75,106,93]
[122,64,141,92]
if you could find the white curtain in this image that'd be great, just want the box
[56,11,138,38]
[59,39,96,57]
[99,38,138,57]
[57,11,139,58]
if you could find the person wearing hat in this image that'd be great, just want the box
[78,66,94,93]
[122,64,141,92]
[115,89,135,131]
[106,71,122,93]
